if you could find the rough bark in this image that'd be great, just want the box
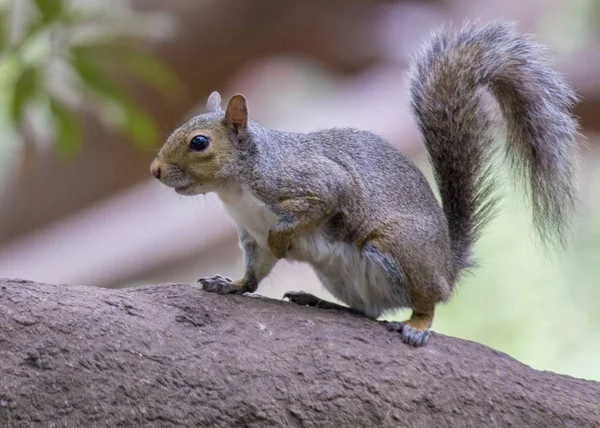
[0,278,599,428]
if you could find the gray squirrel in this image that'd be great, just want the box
[150,21,579,346]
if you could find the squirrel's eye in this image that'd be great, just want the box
[189,135,210,151]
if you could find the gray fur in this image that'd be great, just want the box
[206,117,454,311]
[407,21,579,273]
[159,21,579,330]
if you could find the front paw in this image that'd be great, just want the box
[198,275,242,294]
[267,230,291,259]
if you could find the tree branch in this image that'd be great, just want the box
[0,278,598,427]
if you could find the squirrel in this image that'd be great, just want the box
[150,21,579,347]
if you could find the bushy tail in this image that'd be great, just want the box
[407,21,579,273]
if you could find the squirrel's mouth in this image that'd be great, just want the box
[175,183,194,194]
[173,181,216,196]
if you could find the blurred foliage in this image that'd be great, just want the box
[0,0,181,159]
[541,0,600,52]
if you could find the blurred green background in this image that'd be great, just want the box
[0,0,598,381]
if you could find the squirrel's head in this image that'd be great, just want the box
[150,91,248,195]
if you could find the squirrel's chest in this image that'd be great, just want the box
[216,185,332,262]
[217,186,278,248]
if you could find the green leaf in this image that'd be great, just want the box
[72,43,181,97]
[0,9,7,51]
[70,52,127,103]
[119,49,181,97]
[70,52,159,147]
[32,0,63,23]
[14,3,75,52]
[49,98,82,158]
[10,66,39,127]
[17,18,50,50]
[122,102,159,148]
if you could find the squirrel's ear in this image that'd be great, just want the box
[206,91,222,113]
[224,94,248,132]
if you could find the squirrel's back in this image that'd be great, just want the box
[248,125,443,221]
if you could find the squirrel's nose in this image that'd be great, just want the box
[150,161,161,180]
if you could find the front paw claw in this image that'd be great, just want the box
[197,275,238,294]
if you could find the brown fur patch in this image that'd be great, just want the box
[403,299,436,331]
[354,223,399,252]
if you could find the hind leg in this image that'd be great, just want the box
[285,241,410,319]
[287,286,435,346]
[382,264,443,347]
[285,239,438,347]
[356,241,438,347]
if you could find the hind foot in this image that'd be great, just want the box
[384,321,430,347]
[383,303,434,347]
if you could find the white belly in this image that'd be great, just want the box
[290,234,411,317]
[217,185,278,249]
[216,185,410,315]
[216,185,341,263]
